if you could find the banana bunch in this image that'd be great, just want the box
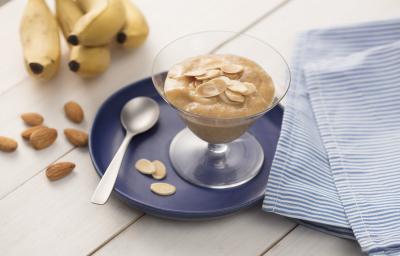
[20,0,149,80]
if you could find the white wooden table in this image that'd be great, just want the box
[1,0,399,255]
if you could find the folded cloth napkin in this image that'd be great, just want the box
[263,18,400,255]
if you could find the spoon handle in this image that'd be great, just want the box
[91,134,133,204]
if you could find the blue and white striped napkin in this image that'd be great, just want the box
[263,18,400,255]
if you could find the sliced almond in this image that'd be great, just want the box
[195,69,221,80]
[188,81,196,89]
[221,64,243,74]
[225,90,245,103]
[21,112,44,126]
[64,101,84,123]
[46,162,75,181]
[204,63,222,70]
[0,136,17,152]
[168,64,185,78]
[183,69,207,77]
[135,159,156,174]
[228,81,249,95]
[164,77,189,91]
[243,82,257,95]
[150,182,176,196]
[64,128,88,147]
[224,73,242,80]
[194,79,202,87]
[189,91,218,104]
[21,125,47,140]
[152,160,167,180]
[30,127,57,150]
[219,92,241,105]
[195,79,227,98]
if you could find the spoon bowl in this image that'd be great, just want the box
[121,97,160,135]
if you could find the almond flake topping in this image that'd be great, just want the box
[225,89,245,103]
[195,69,221,80]
[183,69,207,77]
[228,80,249,95]
[221,64,243,74]
[195,78,227,97]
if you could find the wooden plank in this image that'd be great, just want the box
[263,226,361,256]
[92,209,296,256]
[0,149,142,255]
[247,0,400,60]
[0,0,26,93]
[0,0,286,198]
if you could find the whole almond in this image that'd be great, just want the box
[21,125,47,140]
[46,162,75,181]
[0,136,18,152]
[64,128,88,147]
[64,101,84,123]
[21,112,44,126]
[30,127,57,150]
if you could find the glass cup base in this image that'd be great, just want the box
[169,128,264,189]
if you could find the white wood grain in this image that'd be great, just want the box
[0,0,26,94]
[93,209,296,256]
[0,149,142,255]
[0,0,286,198]
[247,0,400,61]
[264,226,362,256]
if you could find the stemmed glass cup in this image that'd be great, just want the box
[152,31,290,189]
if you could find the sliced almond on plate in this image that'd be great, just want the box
[135,159,156,174]
[225,90,245,103]
[152,160,167,180]
[150,182,176,196]
[221,64,243,74]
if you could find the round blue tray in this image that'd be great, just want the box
[89,77,283,219]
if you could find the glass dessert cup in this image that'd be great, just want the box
[152,31,290,189]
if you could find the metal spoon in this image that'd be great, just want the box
[91,97,160,205]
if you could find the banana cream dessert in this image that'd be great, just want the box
[164,54,275,118]
[164,54,275,143]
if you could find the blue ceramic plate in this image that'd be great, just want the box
[89,77,283,219]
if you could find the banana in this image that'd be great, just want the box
[68,0,126,46]
[55,0,84,39]
[116,0,149,49]
[56,0,111,78]
[20,0,61,81]
[69,46,111,78]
